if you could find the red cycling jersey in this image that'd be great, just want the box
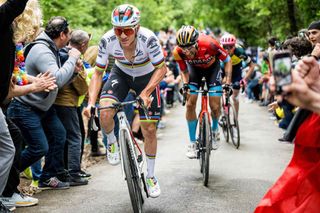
[173,34,229,71]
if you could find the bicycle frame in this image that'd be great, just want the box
[222,89,231,114]
[117,111,144,180]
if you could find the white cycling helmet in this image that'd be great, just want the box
[111,4,140,27]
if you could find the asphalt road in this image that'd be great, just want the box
[16,98,293,213]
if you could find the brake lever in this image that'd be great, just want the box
[136,97,150,120]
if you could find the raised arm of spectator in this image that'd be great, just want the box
[6,71,57,98]
[28,44,80,88]
[283,56,320,114]
[0,0,29,28]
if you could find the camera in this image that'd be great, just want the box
[272,51,292,94]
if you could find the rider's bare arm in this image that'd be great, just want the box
[88,69,104,107]
[140,63,167,98]
[224,58,233,85]
[180,69,189,84]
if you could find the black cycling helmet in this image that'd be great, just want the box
[176,25,199,47]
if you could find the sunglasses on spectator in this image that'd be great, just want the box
[222,45,234,50]
[114,26,136,37]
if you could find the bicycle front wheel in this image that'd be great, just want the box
[120,131,143,213]
[201,113,211,186]
[228,103,240,149]
[220,100,229,143]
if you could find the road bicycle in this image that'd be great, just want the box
[182,77,222,186]
[99,98,149,213]
[219,85,240,149]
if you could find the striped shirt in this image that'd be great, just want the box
[96,27,165,77]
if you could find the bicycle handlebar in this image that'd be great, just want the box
[98,97,150,120]
[188,90,223,93]
[181,89,223,106]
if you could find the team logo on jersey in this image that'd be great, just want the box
[153,51,161,58]
[107,35,116,43]
[107,90,113,94]
[150,47,160,54]
[114,50,122,56]
[99,38,107,49]
[136,50,143,57]
[147,36,159,49]
[216,70,223,83]
[187,56,215,65]
[111,79,118,87]
[139,34,147,43]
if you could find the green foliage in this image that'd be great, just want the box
[40,0,320,47]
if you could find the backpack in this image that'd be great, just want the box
[23,38,60,67]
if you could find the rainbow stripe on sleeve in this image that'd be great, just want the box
[95,63,106,72]
[152,58,165,68]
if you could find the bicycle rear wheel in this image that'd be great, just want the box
[120,131,143,213]
[228,103,240,149]
[201,113,211,186]
[220,99,229,143]
[220,114,229,143]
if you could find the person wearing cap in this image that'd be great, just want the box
[307,20,320,46]
[307,20,320,60]
[84,4,167,198]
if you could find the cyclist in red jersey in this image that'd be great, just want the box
[173,25,232,158]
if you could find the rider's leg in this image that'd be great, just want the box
[209,96,221,132]
[136,79,162,197]
[99,66,130,165]
[99,100,117,144]
[99,66,129,145]
[140,122,157,178]
[186,93,198,143]
[142,121,161,198]
[232,89,240,116]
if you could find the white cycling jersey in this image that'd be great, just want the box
[95,27,165,77]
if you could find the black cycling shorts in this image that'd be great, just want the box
[188,60,223,88]
[231,63,243,90]
[100,65,161,122]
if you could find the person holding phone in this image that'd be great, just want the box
[272,51,293,95]
[283,56,320,114]
[255,55,320,212]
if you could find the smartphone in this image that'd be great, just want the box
[272,51,292,94]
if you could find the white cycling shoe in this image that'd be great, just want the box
[107,143,120,165]
[146,176,161,198]
[186,143,197,159]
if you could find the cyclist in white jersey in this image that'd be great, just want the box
[84,4,167,198]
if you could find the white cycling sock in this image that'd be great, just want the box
[146,154,156,178]
[106,130,117,145]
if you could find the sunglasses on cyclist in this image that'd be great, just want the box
[114,26,136,37]
[223,45,235,50]
[181,44,196,51]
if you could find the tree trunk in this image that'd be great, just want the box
[287,0,298,35]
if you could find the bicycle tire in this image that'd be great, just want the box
[198,118,204,174]
[202,113,211,186]
[228,103,240,149]
[220,97,229,143]
[221,114,229,143]
[120,131,143,213]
